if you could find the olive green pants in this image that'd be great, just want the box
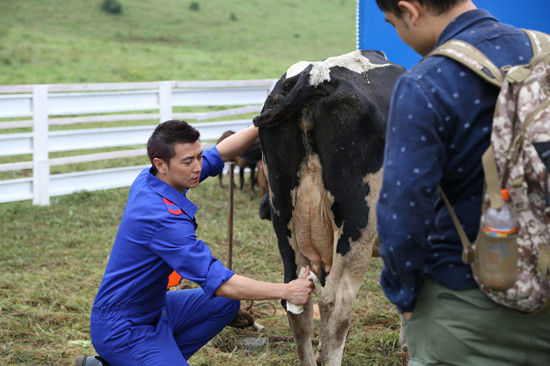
[404,278,550,366]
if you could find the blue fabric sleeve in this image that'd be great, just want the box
[199,146,224,182]
[150,218,234,298]
[376,76,448,313]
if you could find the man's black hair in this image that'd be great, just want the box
[147,120,200,175]
[375,0,467,16]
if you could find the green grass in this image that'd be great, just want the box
[0,179,403,365]
[0,0,357,84]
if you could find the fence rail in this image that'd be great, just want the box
[0,119,253,158]
[0,79,275,205]
[0,105,263,130]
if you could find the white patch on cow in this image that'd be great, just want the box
[286,61,313,79]
[287,50,393,87]
[287,153,336,276]
[326,341,346,365]
[363,169,383,240]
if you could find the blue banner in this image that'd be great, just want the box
[357,0,550,69]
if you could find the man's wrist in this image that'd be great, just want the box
[278,282,286,300]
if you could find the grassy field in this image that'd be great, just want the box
[0,1,404,365]
[0,0,358,84]
[0,179,403,365]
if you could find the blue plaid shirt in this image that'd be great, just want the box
[376,9,533,313]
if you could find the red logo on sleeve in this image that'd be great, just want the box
[162,197,182,215]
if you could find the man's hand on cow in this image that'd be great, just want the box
[402,312,412,321]
[286,265,314,305]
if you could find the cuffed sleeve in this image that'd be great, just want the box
[199,146,224,181]
[150,218,234,298]
[376,77,448,313]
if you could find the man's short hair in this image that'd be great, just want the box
[375,0,468,16]
[147,120,200,174]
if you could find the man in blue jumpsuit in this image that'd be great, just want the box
[77,120,313,365]
[374,0,550,365]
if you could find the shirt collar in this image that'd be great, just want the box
[436,9,497,48]
[145,168,198,218]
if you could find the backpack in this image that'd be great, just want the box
[429,29,550,314]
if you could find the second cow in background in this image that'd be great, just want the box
[216,131,266,194]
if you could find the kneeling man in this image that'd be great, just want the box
[78,120,313,365]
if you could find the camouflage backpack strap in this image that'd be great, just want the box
[428,39,503,88]
[438,185,473,264]
[522,29,550,56]
[504,30,550,84]
[429,40,506,214]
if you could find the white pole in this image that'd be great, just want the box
[32,85,50,206]
[158,81,173,123]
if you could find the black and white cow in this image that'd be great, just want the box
[253,50,404,365]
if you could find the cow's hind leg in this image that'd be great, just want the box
[318,238,373,365]
[287,255,316,366]
[288,302,316,366]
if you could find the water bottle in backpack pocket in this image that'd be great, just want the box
[474,189,519,291]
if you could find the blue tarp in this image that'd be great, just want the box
[357,0,550,69]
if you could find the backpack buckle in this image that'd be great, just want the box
[505,66,531,83]
[462,248,473,264]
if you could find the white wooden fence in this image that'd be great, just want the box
[0,80,276,205]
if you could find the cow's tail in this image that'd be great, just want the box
[253,64,316,129]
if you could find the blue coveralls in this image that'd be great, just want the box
[90,147,240,365]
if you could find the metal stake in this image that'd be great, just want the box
[227,162,235,270]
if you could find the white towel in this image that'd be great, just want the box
[286,267,319,315]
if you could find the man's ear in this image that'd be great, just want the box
[397,1,421,26]
[153,157,168,174]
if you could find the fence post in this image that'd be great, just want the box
[32,85,50,206]
[159,81,173,122]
